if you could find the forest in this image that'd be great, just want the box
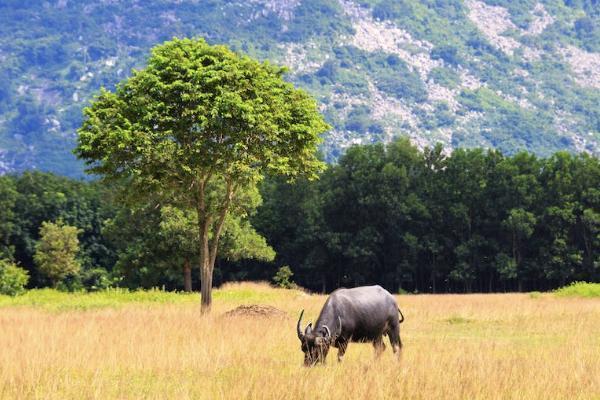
[1,138,598,294]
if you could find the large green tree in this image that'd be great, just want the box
[75,38,327,312]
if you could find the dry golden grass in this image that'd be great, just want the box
[1,283,599,399]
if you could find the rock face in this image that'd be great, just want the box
[560,45,600,89]
[466,0,522,56]
[0,0,599,176]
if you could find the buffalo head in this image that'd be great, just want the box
[296,310,341,367]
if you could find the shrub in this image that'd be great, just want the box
[273,266,295,289]
[431,45,461,66]
[0,259,29,296]
[374,72,428,103]
[554,282,600,298]
[81,268,114,291]
[429,67,460,89]
[34,220,82,287]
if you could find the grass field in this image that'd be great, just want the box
[1,282,599,399]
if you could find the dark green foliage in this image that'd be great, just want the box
[0,176,17,259]
[255,140,600,293]
[80,268,114,291]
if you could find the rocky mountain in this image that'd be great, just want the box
[0,0,599,177]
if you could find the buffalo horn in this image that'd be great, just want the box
[323,325,331,339]
[297,310,305,340]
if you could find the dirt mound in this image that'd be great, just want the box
[223,304,287,318]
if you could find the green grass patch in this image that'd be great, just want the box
[0,288,198,311]
[0,283,305,311]
[554,282,600,298]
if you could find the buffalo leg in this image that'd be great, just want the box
[388,322,402,360]
[337,341,348,363]
[373,336,386,358]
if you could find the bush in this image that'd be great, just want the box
[554,282,600,298]
[429,67,460,89]
[81,268,114,291]
[431,45,461,66]
[0,259,29,296]
[372,0,410,21]
[273,266,295,289]
[374,73,427,103]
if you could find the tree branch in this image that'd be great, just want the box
[208,177,237,268]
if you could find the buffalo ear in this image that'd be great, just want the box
[305,322,313,336]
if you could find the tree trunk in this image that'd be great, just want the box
[200,263,212,313]
[199,216,214,313]
[197,176,234,314]
[196,175,213,314]
[183,259,192,292]
[199,228,212,313]
[431,255,437,293]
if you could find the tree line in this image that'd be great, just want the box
[0,138,598,294]
[0,171,274,292]
[255,138,599,293]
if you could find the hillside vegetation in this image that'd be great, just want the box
[1,0,599,176]
[0,283,598,399]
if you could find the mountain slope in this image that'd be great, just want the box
[0,0,599,177]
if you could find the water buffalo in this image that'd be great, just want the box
[297,285,404,366]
